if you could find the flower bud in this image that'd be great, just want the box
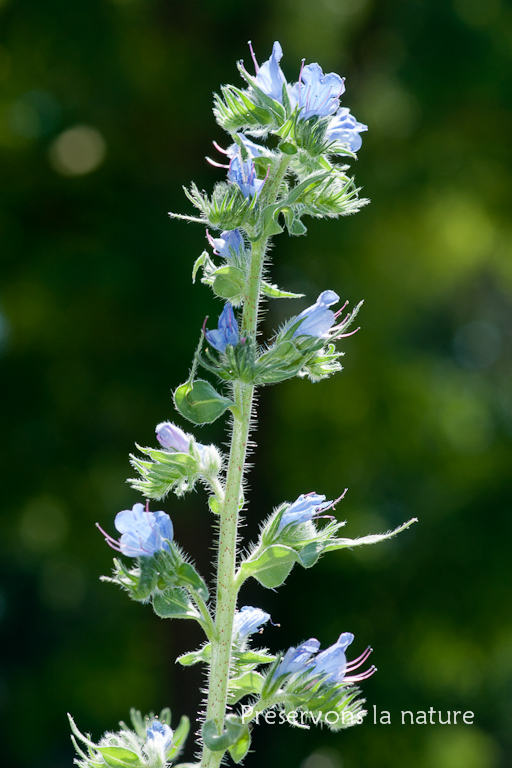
[156,422,191,452]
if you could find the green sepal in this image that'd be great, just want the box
[96,747,140,767]
[208,496,221,514]
[282,207,308,236]
[129,445,200,500]
[152,587,200,620]
[174,379,234,425]
[166,715,190,762]
[278,141,298,155]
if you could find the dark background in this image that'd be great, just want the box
[1,1,511,767]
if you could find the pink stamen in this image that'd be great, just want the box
[323,489,348,513]
[202,316,209,336]
[212,140,229,156]
[346,646,373,671]
[334,301,349,318]
[206,156,230,169]
[248,41,259,73]
[95,522,123,553]
[345,665,377,683]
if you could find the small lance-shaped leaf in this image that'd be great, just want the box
[174,379,234,425]
[152,587,201,620]
[324,518,418,553]
[260,281,304,299]
[96,747,140,768]
[175,562,209,602]
[177,644,212,667]
[166,715,190,762]
[228,671,265,704]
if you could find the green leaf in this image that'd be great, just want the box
[324,518,418,553]
[241,544,298,588]
[177,644,212,666]
[174,379,234,425]
[236,648,276,665]
[212,265,245,301]
[228,671,264,704]
[176,562,209,601]
[202,716,247,754]
[152,588,200,620]
[192,250,213,283]
[228,728,251,764]
[201,721,233,752]
[97,747,140,767]
[260,281,304,299]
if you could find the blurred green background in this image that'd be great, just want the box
[1,0,511,767]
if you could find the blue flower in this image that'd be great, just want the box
[227,150,265,199]
[326,108,368,153]
[310,632,354,683]
[156,422,191,452]
[207,229,245,260]
[289,63,345,120]
[250,40,287,103]
[145,719,173,760]
[278,492,332,531]
[292,290,340,338]
[227,134,264,160]
[205,303,239,353]
[275,633,376,685]
[233,605,271,639]
[274,638,320,678]
[101,503,174,558]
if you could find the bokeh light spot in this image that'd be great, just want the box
[301,750,342,768]
[49,125,106,176]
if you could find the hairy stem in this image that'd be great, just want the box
[200,155,291,768]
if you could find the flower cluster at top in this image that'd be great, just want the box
[276,632,376,686]
[251,41,367,152]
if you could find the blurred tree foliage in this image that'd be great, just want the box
[1,1,511,767]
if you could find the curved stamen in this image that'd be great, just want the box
[345,665,377,683]
[346,646,373,672]
[248,41,259,73]
[212,140,229,156]
[95,522,122,553]
[206,156,230,169]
